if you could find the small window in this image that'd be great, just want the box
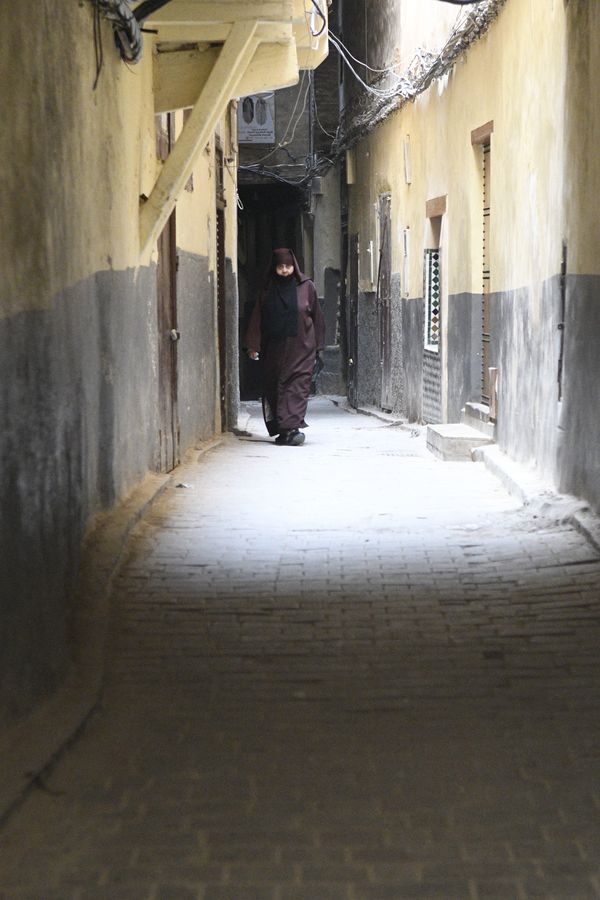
[424,248,441,350]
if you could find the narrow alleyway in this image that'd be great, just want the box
[2,398,600,900]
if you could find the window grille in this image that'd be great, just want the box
[424,248,441,349]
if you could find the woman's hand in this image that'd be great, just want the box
[247,350,259,361]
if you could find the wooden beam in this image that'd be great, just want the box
[140,21,259,254]
[471,120,494,146]
[426,195,447,219]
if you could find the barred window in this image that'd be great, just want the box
[424,248,441,350]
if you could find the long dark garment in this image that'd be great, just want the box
[245,257,326,436]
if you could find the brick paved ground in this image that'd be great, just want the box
[2,398,600,899]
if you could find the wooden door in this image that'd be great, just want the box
[216,204,227,428]
[347,233,359,408]
[156,114,180,472]
[215,144,228,429]
[378,194,393,411]
[481,141,491,405]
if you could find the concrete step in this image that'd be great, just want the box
[426,423,494,461]
[461,402,496,439]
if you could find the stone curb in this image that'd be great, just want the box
[474,443,600,552]
[0,438,222,823]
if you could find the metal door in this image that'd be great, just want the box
[347,233,359,408]
[156,113,180,472]
[378,194,393,411]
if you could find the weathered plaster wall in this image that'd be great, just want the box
[0,3,230,726]
[556,2,600,511]
[490,280,562,476]
[344,0,600,509]
[0,270,157,724]
[558,276,600,510]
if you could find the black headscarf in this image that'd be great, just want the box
[261,248,301,341]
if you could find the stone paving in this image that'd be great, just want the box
[2,398,600,899]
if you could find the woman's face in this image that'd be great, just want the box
[275,262,294,277]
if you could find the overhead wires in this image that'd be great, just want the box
[332,0,508,155]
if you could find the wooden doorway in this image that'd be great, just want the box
[347,233,359,408]
[215,144,227,429]
[481,140,492,405]
[156,113,180,472]
[378,194,393,411]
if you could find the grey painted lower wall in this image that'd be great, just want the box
[356,291,381,407]
[490,277,562,479]
[1,252,217,729]
[351,272,600,515]
[225,260,241,431]
[557,274,600,511]
[447,292,482,423]
[401,297,424,423]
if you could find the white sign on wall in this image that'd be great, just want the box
[237,93,276,144]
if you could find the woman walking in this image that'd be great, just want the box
[245,248,325,445]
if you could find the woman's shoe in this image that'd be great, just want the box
[286,429,305,446]
[275,429,305,446]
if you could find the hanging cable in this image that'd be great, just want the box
[92,2,104,89]
[91,1,143,65]
[332,0,507,156]
[241,73,310,167]
[308,0,327,37]
[328,29,405,75]
[329,32,413,100]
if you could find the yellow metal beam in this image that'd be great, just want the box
[140,20,259,254]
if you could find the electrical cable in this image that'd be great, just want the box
[329,32,411,100]
[328,29,405,75]
[332,0,507,156]
[92,2,104,89]
[92,0,143,65]
[241,72,309,167]
[308,0,327,37]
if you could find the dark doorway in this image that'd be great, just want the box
[238,182,305,401]
[215,144,228,429]
[378,194,393,411]
[347,233,359,408]
[155,113,180,473]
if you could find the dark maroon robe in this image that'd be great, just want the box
[245,261,326,436]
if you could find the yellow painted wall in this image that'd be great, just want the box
[0,2,154,317]
[1,4,241,321]
[564,0,600,275]
[348,0,568,300]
